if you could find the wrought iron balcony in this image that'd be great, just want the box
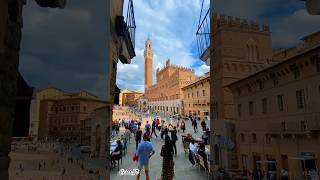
[196,0,210,64]
[116,0,136,64]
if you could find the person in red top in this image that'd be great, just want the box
[156,119,161,131]
[144,127,151,141]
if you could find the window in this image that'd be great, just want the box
[241,155,249,169]
[262,98,267,114]
[249,101,254,115]
[248,85,252,93]
[301,120,307,131]
[240,133,245,142]
[277,95,284,112]
[188,93,190,98]
[281,121,286,131]
[203,90,206,96]
[252,133,257,143]
[237,88,241,96]
[296,90,305,109]
[291,64,300,79]
[311,54,320,72]
[192,93,194,98]
[197,91,199,97]
[237,104,242,117]
[258,80,264,89]
[265,134,271,144]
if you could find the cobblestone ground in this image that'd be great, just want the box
[110,114,210,180]
[8,108,209,180]
[9,147,105,180]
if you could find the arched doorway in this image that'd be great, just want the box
[95,124,101,153]
[214,144,220,165]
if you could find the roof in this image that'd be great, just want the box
[181,74,210,90]
[227,44,320,88]
[36,87,98,98]
[41,97,109,104]
[301,31,320,40]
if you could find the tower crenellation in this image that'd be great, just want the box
[213,12,270,33]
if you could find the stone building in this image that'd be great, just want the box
[119,89,143,106]
[144,39,196,116]
[227,32,320,179]
[112,105,138,121]
[206,13,281,170]
[38,93,106,142]
[0,1,65,178]
[181,72,210,120]
[29,87,98,139]
[137,95,148,112]
[89,106,109,157]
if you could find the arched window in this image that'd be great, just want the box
[247,39,258,61]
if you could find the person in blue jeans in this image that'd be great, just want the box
[136,133,155,180]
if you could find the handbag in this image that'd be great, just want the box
[132,152,138,162]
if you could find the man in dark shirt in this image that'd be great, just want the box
[135,126,143,149]
[151,120,158,138]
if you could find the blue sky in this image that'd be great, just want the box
[19,0,320,99]
[117,0,320,93]
[116,0,210,93]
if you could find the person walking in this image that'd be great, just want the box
[200,119,206,131]
[160,135,175,180]
[192,119,198,133]
[135,126,143,149]
[151,120,158,138]
[145,121,151,130]
[136,134,155,180]
[144,127,151,141]
[124,126,131,144]
[180,121,186,133]
[169,126,178,155]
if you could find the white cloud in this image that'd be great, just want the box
[271,9,320,47]
[194,64,210,76]
[117,0,205,92]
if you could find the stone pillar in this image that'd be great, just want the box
[0,0,23,179]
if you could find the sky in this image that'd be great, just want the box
[19,0,320,99]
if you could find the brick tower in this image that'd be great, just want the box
[209,12,275,170]
[144,38,153,92]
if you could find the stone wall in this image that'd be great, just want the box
[0,0,23,179]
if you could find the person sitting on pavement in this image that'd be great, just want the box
[189,139,198,155]
[197,142,208,169]
[110,139,123,166]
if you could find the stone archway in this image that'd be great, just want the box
[214,144,220,165]
[95,124,101,153]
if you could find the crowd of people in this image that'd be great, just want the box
[109,113,211,180]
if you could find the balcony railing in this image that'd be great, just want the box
[116,0,136,63]
[196,0,210,62]
[125,0,136,53]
